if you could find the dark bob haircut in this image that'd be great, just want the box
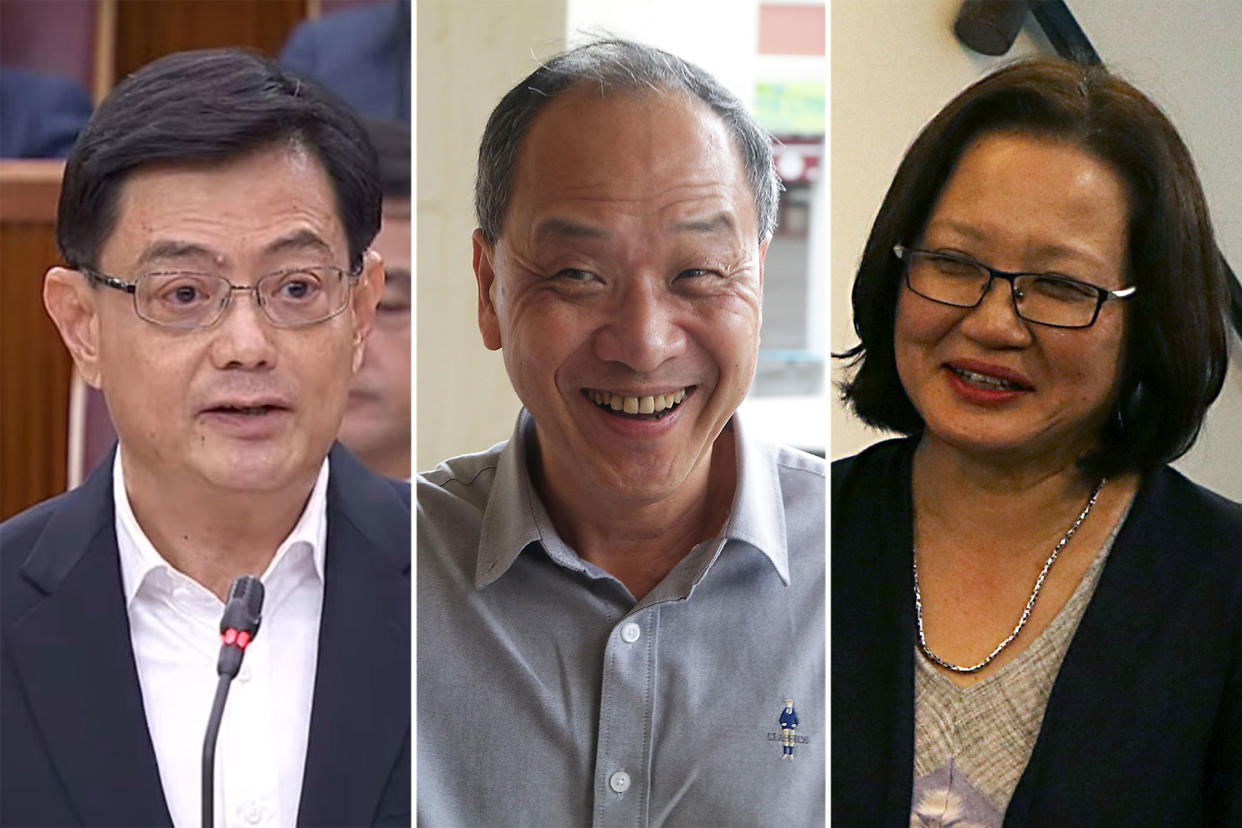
[474,38,780,245]
[838,57,1230,479]
[57,48,381,273]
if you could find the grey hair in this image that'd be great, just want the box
[475,38,780,244]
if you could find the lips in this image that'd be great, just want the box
[584,387,691,419]
[203,401,290,415]
[206,404,281,415]
[198,395,294,440]
[199,393,294,418]
[944,361,1034,392]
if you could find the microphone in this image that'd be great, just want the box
[217,575,264,678]
[202,575,265,828]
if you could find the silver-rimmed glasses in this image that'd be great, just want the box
[82,265,359,330]
[894,245,1136,328]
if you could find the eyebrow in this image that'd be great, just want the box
[533,212,740,242]
[533,218,611,242]
[134,230,337,272]
[672,213,737,235]
[262,229,335,260]
[923,220,1108,270]
[135,239,217,270]
[383,267,411,293]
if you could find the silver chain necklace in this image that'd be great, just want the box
[913,478,1106,674]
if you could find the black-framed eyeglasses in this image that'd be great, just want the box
[81,265,360,330]
[894,245,1136,329]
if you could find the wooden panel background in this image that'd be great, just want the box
[113,0,307,77]
[0,163,72,519]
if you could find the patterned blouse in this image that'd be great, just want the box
[910,513,1128,827]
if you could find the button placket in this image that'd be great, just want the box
[220,640,281,827]
[593,612,655,826]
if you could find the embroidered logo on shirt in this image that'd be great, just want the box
[777,699,799,759]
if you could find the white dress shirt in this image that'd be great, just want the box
[114,452,328,828]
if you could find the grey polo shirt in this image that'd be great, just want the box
[417,410,825,827]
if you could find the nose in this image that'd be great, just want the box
[591,280,687,373]
[958,275,1034,347]
[208,291,278,370]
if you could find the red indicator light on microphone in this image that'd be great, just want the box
[221,628,254,649]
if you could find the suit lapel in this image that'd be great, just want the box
[1006,468,1192,824]
[298,446,410,826]
[831,439,917,827]
[7,455,171,826]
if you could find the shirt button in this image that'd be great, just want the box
[609,770,631,793]
[620,622,641,643]
[242,801,262,823]
[238,666,253,683]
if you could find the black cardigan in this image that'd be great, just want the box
[831,437,1242,826]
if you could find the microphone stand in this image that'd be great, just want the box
[202,675,234,828]
[202,576,265,828]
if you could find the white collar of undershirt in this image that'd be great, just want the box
[113,450,330,607]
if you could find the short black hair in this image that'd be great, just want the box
[475,38,779,244]
[838,57,1230,479]
[365,118,410,201]
[57,48,381,272]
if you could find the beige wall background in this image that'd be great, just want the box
[416,0,567,473]
[831,0,1242,499]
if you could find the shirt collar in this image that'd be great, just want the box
[114,450,330,607]
[474,408,790,589]
[474,411,550,588]
[721,407,791,583]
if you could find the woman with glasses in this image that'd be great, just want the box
[833,58,1241,825]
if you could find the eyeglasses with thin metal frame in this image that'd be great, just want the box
[894,245,1136,329]
[80,265,361,330]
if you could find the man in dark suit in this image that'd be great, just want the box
[0,49,410,827]
[338,120,411,479]
[0,66,92,158]
[279,0,410,124]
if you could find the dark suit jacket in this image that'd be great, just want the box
[832,437,1242,827]
[279,0,410,124]
[1,444,411,827]
[0,67,92,159]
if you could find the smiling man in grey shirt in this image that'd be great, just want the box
[417,39,825,826]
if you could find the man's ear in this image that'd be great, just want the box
[43,267,104,388]
[472,228,502,352]
[350,249,384,373]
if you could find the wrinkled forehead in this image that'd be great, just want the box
[505,85,756,234]
[104,143,348,270]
